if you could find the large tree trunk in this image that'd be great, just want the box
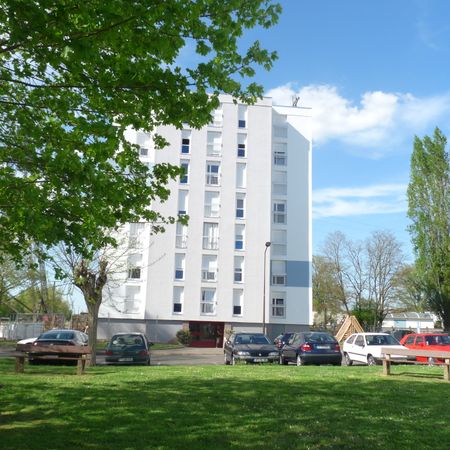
[74,258,108,367]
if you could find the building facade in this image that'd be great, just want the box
[98,95,312,345]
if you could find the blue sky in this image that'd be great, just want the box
[248,0,450,261]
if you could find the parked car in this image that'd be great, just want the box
[28,329,89,364]
[400,333,450,364]
[279,331,342,366]
[343,332,407,366]
[224,332,279,365]
[274,332,295,349]
[105,333,152,365]
[388,329,413,342]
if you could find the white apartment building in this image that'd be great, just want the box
[98,95,312,346]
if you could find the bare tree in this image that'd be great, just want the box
[53,235,130,365]
[322,231,351,314]
[366,231,404,329]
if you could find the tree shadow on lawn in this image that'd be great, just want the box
[1,364,450,450]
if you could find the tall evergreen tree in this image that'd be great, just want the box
[407,128,450,331]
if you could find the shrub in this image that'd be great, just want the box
[176,329,192,345]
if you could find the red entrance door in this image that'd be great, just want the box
[189,322,224,348]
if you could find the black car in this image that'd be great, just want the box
[279,331,342,366]
[224,332,279,365]
[29,329,89,364]
[274,332,295,349]
[105,333,152,365]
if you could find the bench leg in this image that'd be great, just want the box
[15,356,25,373]
[77,358,86,375]
[383,358,391,376]
[444,360,449,382]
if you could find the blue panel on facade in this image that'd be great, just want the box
[286,261,310,287]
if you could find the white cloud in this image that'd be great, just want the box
[266,84,450,150]
[313,183,407,218]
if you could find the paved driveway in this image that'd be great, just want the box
[98,347,225,366]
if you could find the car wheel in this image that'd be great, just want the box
[344,353,353,366]
[428,357,436,366]
[224,354,230,365]
[146,358,151,366]
[367,355,377,366]
[279,354,288,365]
[231,354,236,365]
[296,354,304,366]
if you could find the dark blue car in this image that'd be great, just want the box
[279,332,342,366]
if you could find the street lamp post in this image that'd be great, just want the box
[262,241,271,335]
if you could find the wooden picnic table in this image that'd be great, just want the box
[381,347,450,381]
[14,344,91,375]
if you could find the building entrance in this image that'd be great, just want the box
[189,321,224,348]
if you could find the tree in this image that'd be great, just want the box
[0,0,281,262]
[365,230,403,330]
[312,255,343,329]
[392,265,428,313]
[407,128,450,331]
[319,230,404,331]
[321,231,351,314]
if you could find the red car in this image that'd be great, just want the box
[400,333,450,364]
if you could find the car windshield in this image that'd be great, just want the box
[110,334,145,348]
[366,334,399,345]
[39,331,75,340]
[304,333,336,344]
[425,335,450,345]
[235,334,270,345]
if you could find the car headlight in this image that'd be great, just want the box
[269,352,279,356]
[236,351,250,356]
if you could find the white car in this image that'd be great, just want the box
[342,332,407,366]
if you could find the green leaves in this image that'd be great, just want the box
[0,0,280,262]
[407,128,450,330]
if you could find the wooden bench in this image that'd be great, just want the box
[14,344,91,375]
[381,347,450,382]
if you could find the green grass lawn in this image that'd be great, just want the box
[0,359,449,450]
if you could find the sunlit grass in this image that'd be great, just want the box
[0,359,449,449]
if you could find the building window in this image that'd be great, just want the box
[124,285,140,313]
[271,230,287,256]
[178,190,188,216]
[174,254,185,280]
[207,131,222,156]
[236,194,245,219]
[204,191,220,218]
[237,134,247,157]
[127,254,142,280]
[203,222,219,250]
[236,163,246,188]
[273,171,287,195]
[128,267,141,279]
[272,296,285,317]
[272,261,286,285]
[210,106,223,127]
[176,223,188,248]
[180,161,189,184]
[201,255,217,282]
[238,105,247,128]
[128,222,144,248]
[273,143,287,165]
[273,201,286,224]
[201,288,216,314]
[234,256,244,283]
[181,130,191,154]
[173,287,184,314]
[233,289,243,316]
[206,162,220,185]
[140,147,149,157]
[235,224,245,250]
